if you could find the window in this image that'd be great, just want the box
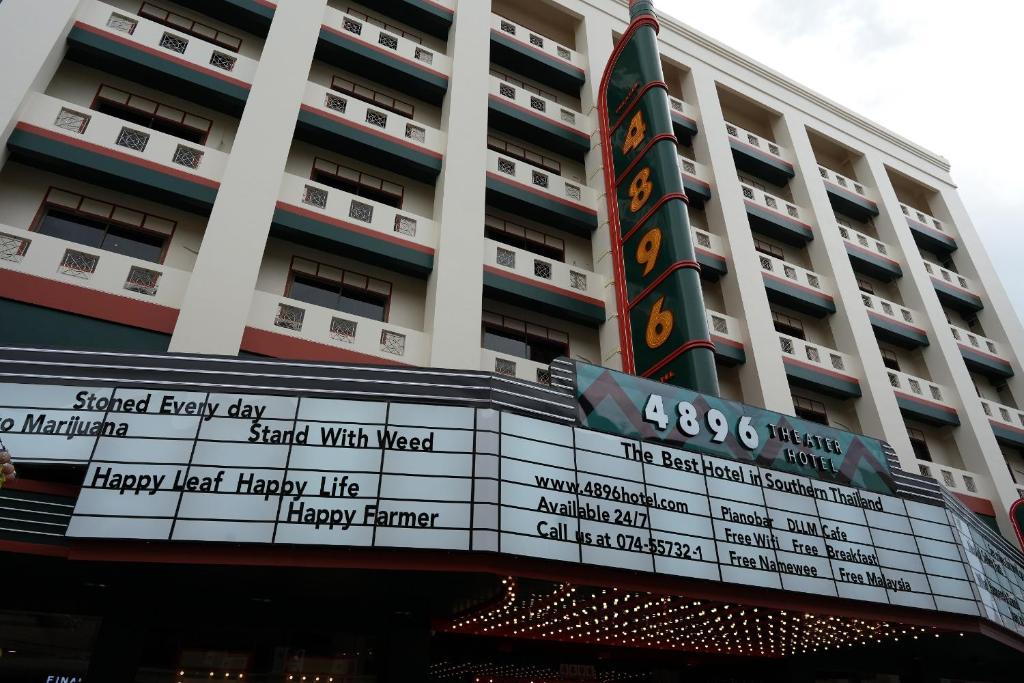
[771,309,804,340]
[32,188,172,263]
[345,7,422,44]
[92,85,212,144]
[739,175,765,192]
[330,76,414,119]
[138,2,242,52]
[485,215,564,262]
[311,158,404,208]
[793,395,828,426]
[753,238,784,261]
[856,278,874,295]
[487,135,561,175]
[481,311,569,365]
[907,427,931,462]
[287,258,391,322]
[880,347,901,372]
[490,69,559,103]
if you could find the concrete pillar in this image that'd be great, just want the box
[422,0,493,369]
[576,9,622,370]
[686,64,792,413]
[862,154,1020,538]
[775,113,917,460]
[0,0,80,166]
[169,0,328,354]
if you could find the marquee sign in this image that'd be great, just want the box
[599,0,719,394]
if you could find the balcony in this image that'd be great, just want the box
[0,225,186,336]
[482,237,604,326]
[901,203,956,255]
[950,325,1014,379]
[742,183,813,245]
[838,223,902,281]
[483,348,553,385]
[980,399,1024,450]
[758,254,835,317]
[778,334,861,399]
[318,7,451,105]
[678,155,712,208]
[725,122,795,185]
[915,459,994,506]
[487,76,590,159]
[172,0,276,37]
[357,0,454,40]
[668,97,698,144]
[490,16,586,96]
[243,290,427,366]
[8,93,226,213]
[691,226,727,280]
[68,1,257,115]
[818,167,879,222]
[485,150,597,236]
[707,310,745,366]
[923,261,983,313]
[861,293,928,349]
[271,173,435,277]
[886,370,959,426]
[296,81,444,182]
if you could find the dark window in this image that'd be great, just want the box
[482,312,569,365]
[753,238,784,261]
[138,2,243,52]
[287,260,391,322]
[93,85,212,144]
[771,309,804,340]
[793,395,828,425]
[907,427,931,462]
[331,76,414,118]
[490,69,560,103]
[346,7,423,43]
[880,348,901,372]
[856,278,874,295]
[487,135,562,175]
[311,158,404,208]
[485,215,564,262]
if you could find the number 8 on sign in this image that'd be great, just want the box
[629,168,653,213]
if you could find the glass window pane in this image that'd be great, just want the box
[36,209,106,247]
[102,225,165,263]
[483,326,528,358]
[528,336,568,364]
[290,275,341,310]
[338,286,387,321]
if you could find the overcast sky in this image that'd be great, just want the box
[658,0,1024,323]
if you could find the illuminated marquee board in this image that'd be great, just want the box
[598,0,718,394]
[2,375,1023,635]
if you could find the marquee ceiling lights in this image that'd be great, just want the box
[437,577,950,659]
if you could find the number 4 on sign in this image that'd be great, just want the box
[643,394,669,430]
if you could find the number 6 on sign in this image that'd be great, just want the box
[645,296,673,349]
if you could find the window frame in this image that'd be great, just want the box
[753,238,784,261]
[138,2,243,53]
[90,84,214,145]
[345,7,423,44]
[330,75,415,119]
[487,135,562,176]
[793,395,828,426]
[310,158,405,209]
[880,347,901,372]
[284,256,393,323]
[907,427,932,462]
[484,215,565,263]
[481,311,570,364]
[771,309,805,340]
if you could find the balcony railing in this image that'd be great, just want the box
[322,6,451,75]
[482,348,552,385]
[818,166,870,199]
[838,223,896,260]
[678,154,711,185]
[669,96,698,122]
[900,203,949,236]
[778,333,858,376]
[757,253,830,294]
[20,92,227,181]
[490,15,586,72]
[0,224,189,309]
[740,183,805,222]
[980,398,1024,431]
[886,369,950,405]
[691,226,723,254]
[725,121,793,164]
[304,81,445,155]
[80,1,258,83]
[949,324,1004,358]
[250,290,428,365]
[706,310,743,344]
[487,149,595,209]
[915,459,992,500]
[923,260,975,293]
[861,292,919,327]
[488,75,590,137]
[484,238,603,302]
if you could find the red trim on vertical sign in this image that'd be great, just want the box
[610,80,670,133]
[614,133,679,186]
[640,339,716,379]
[627,260,702,310]
[620,192,690,244]
[1010,497,1024,552]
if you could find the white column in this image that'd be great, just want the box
[775,113,917,462]
[0,0,80,166]
[422,0,492,369]
[863,154,1020,539]
[686,64,792,413]
[576,10,621,370]
[169,0,328,354]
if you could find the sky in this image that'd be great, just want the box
[657,0,1024,323]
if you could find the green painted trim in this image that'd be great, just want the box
[695,249,727,280]
[959,345,1014,379]
[868,312,929,348]
[895,394,960,427]
[296,108,442,180]
[932,278,984,312]
[490,31,585,91]
[783,358,862,399]
[488,97,590,157]
[713,338,746,366]
[824,183,879,220]
[318,27,448,99]
[671,113,699,139]
[67,25,249,110]
[763,274,836,317]
[991,421,1024,449]
[908,218,957,253]
[8,128,218,212]
[845,242,903,280]
[729,139,795,185]
[682,176,712,204]
[0,298,170,353]
[745,202,813,244]
[483,268,605,326]
[485,173,597,234]
[227,0,275,20]
[271,206,433,278]
[358,0,453,39]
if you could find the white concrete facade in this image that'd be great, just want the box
[0,0,1023,537]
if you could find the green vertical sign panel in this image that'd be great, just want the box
[598,1,719,394]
